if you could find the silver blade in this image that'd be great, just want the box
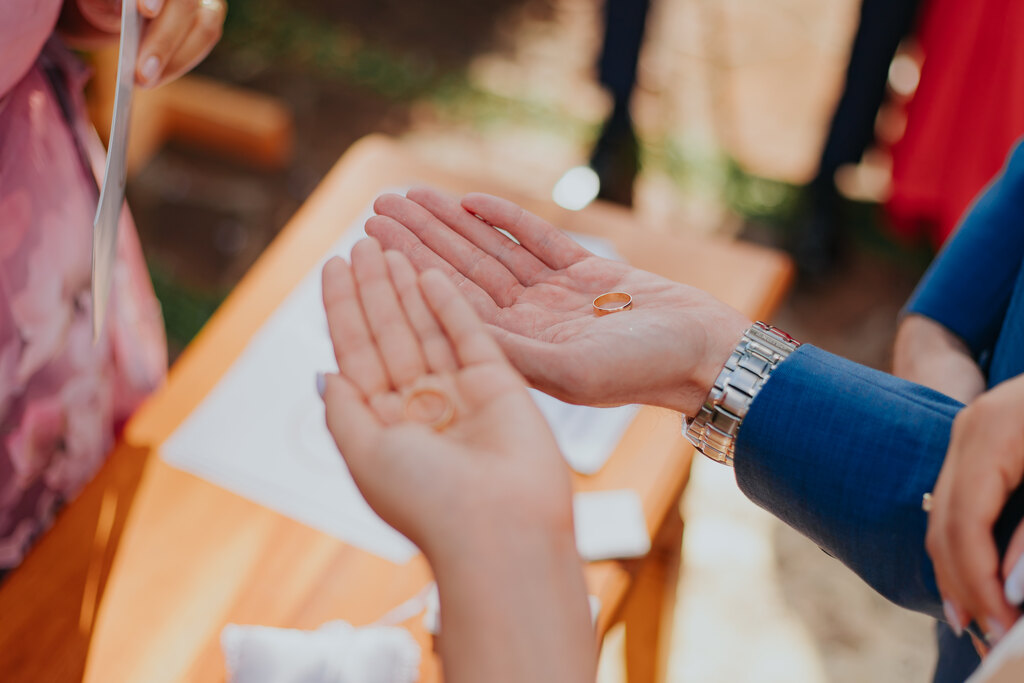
[91,0,141,342]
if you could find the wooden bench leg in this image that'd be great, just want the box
[623,505,683,683]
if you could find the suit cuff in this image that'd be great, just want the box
[733,345,961,617]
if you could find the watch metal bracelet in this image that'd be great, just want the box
[684,321,801,466]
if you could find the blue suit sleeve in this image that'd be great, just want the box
[734,345,961,618]
[905,138,1024,356]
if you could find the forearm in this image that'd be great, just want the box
[893,314,985,404]
[901,139,1024,356]
[428,520,596,683]
[734,345,964,618]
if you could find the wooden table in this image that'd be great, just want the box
[0,136,792,683]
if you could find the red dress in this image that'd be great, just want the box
[886,0,1024,248]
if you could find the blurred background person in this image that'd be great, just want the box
[791,0,922,277]
[885,0,1024,250]
[583,0,651,206]
[795,0,1024,278]
[0,0,223,574]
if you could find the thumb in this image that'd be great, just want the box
[484,324,549,376]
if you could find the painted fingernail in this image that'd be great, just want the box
[143,0,163,15]
[942,599,964,636]
[140,56,161,85]
[985,618,1008,645]
[1005,555,1024,606]
[316,372,326,398]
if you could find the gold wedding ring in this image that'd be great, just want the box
[593,291,633,316]
[922,492,934,512]
[402,385,455,431]
[199,0,224,12]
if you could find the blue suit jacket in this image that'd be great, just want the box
[734,140,1024,621]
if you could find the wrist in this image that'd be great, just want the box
[893,314,984,403]
[670,309,750,417]
[423,495,576,577]
[684,321,801,466]
[430,518,579,589]
[428,518,595,683]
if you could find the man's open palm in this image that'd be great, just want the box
[366,188,748,414]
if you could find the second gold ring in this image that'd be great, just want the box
[402,385,456,431]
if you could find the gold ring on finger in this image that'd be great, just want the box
[198,0,223,12]
[593,291,632,316]
[402,385,455,431]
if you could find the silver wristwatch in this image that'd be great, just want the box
[684,322,800,466]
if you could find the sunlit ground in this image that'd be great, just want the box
[599,458,936,683]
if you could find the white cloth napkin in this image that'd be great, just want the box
[221,620,420,683]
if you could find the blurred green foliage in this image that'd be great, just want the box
[220,0,446,100]
[149,264,226,354]
[722,160,803,227]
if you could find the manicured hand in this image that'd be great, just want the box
[926,374,1024,645]
[319,239,573,558]
[75,0,226,88]
[367,187,750,416]
[320,239,596,683]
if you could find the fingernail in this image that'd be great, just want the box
[140,56,161,85]
[985,618,1008,645]
[316,372,326,398]
[943,599,964,637]
[1005,556,1024,605]
[143,0,163,14]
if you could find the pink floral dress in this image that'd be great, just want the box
[0,1,167,570]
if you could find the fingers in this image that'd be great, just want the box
[365,215,501,320]
[405,187,549,285]
[137,0,224,88]
[321,372,380,465]
[137,0,194,86]
[151,0,224,85]
[927,493,1013,640]
[350,240,428,390]
[321,256,390,397]
[419,270,507,368]
[484,324,557,386]
[461,193,591,270]
[927,408,1022,642]
[372,193,524,307]
[384,251,459,375]
[138,0,164,19]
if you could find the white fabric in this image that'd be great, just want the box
[573,489,651,561]
[221,620,420,683]
[161,201,635,563]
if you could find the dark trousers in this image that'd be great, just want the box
[814,0,922,189]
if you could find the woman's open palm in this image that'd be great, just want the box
[320,240,571,557]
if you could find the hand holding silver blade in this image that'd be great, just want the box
[91,0,141,342]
